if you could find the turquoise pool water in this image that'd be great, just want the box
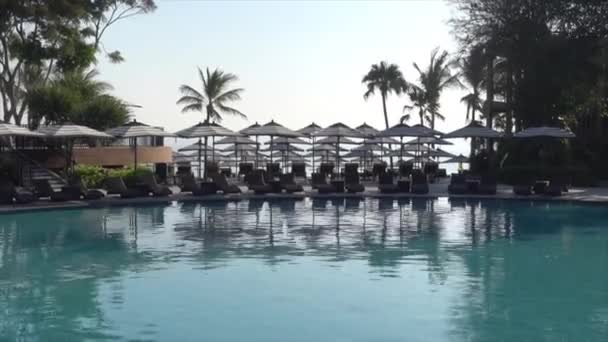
[0,198,607,341]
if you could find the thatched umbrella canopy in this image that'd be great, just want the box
[443,121,502,139]
[313,122,365,170]
[37,123,113,172]
[174,121,238,178]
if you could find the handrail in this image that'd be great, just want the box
[11,148,66,184]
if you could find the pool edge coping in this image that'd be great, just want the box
[1,191,607,215]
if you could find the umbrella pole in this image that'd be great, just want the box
[203,137,208,179]
[336,136,340,175]
[400,136,403,163]
[270,136,274,164]
[255,136,259,169]
[311,136,315,174]
[197,138,202,179]
[134,138,138,171]
[212,136,215,162]
[235,144,238,177]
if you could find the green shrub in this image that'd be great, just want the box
[499,165,597,187]
[107,166,153,187]
[73,165,155,188]
[72,165,107,188]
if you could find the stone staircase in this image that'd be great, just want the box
[18,152,66,191]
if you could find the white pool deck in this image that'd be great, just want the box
[2,178,608,214]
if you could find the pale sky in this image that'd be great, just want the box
[99,0,469,156]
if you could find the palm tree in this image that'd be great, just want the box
[362,61,407,167]
[460,46,485,123]
[176,67,246,177]
[411,48,461,129]
[177,67,246,122]
[362,61,407,129]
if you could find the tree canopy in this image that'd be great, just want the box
[0,0,155,125]
[177,67,246,123]
[26,69,130,130]
[450,0,608,176]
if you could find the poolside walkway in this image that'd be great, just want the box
[1,178,608,214]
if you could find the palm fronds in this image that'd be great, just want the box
[177,67,246,122]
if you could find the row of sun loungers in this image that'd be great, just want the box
[0,168,572,205]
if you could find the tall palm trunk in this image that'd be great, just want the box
[505,59,514,136]
[470,88,478,157]
[381,92,393,168]
[203,109,212,178]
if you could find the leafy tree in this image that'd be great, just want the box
[362,61,408,130]
[177,67,246,122]
[26,69,129,130]
[0,0,155,124]
[86,0,157,63]
[450,0,608,176]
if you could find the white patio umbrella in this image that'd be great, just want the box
[239,122,262,165]
[314,136,358,145]
[36,123,113,172]
[378,123,444,167]
[215,135,258,172]
[106,120,176,170]
[406,156,437,164]
[444,154,469,163]
[361,137,400,168]
[178,141,217,152]
[403,137,453,145]
[239,122,261,135]
[263,143,305,171]
[421,148,457,158]
[297,122,323,136]
[312,122,364,170]
[268,136,311,145]
[174,121,239,178]
[218,144,257,152]
[0,122,45,137]
[262,144,304,152]
[297,122,323,172]
[247,120,302,166]
[443,121,503,139]
[356,122,380,137]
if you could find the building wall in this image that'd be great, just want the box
[73,146,173,167]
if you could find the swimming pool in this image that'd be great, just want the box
[0,198,606,341]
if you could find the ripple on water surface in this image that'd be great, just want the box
[0,198,607,341]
